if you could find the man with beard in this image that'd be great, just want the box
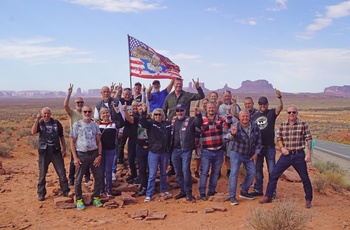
[147,79,174,112]
[64,83,90,186]
[70,105,103,210]
[171,104,203,201]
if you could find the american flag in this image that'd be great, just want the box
[128,35,181,79]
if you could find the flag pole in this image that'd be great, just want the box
[127,34,132,89]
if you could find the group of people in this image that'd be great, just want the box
[32,77,314,210]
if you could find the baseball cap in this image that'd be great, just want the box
[134,82,142,86]
[258,96,268,104]
[176,104,186,111]
[152,80,160,85]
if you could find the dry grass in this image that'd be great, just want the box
[246,198,311,230]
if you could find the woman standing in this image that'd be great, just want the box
[99,107,124,196]
[139,107,172,202]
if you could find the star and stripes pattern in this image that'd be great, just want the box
[129,35,181,79]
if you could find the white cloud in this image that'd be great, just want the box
[267,0,288,11]
[65,0,165,13]
[300,0,350,39]
[236,18,257,26]
[0,38,92,64]
[204,7,218,13]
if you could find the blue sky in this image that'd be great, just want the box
[1,0,350,93]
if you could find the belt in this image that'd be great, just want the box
[78,149,98,154]
[288,149,304,155]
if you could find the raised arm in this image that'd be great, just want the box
[64,84,73,115]
[275,88,283,116]
[166,79,175,93]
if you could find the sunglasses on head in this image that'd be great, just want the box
[83,111,92,114]
[153,113,162,116]
[287,111,297,114]
[176,109,184,112]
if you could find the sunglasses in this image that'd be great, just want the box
[258,103,267,105]
[76,101,84,104]
[176,109,184,112]
[83,111,92,114]
[153,113,162,116]
[287,111,297,114]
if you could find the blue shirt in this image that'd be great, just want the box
[149,88,168,112]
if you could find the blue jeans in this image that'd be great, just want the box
[172,149,192,194]
[265,150,313,201]
[146,151,169,197]
[75,150,102,200]
[136,145,149,188]
[198,148,224,195]
[37,146,69,196]
[254,146,276,193]
[228,151,256,197]
[101,149,115,192]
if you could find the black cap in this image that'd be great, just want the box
[176,104,186,110]
[258,96,268,104]
[152,80,160,85]
[134,82,142,86]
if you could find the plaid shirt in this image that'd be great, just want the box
[228,121,262,156]
[277,119,312,151]
[197,114,232,151]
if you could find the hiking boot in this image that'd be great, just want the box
[239,192,255,200]
[306,200,312,209]
[230,196,238,205]
[207,191,217,197]
[186,193,193,201]
[126,175,137,183]
[194,171,200,178]
[137,187,147,196]
[200,194,208,201]
[174,192,186,200]
[259,197,273,204]
[76,199,85,210]
[106,190,113,197]
[38,195,45,201]
[93,197,103,207]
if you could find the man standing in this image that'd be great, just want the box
[162,78,204,121]
[250,89,283,197]
[64,83,90,186]
[217,90,240,178]
[226,110,261,205]
[147,79,174,112]
[171,104,203,201]
[260,106,313,209]
[70,105,103,210]
[133,82,146,103]
[31,107,70,201]
[197,101,232,200]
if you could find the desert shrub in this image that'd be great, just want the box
[313,161,342,174]
[26,136,38,148]
[0,126,4,134]
[0,135,11,143]
[312,176,326,193]
[5,129,13,136]
[323,171,347,192]
[17,128,32,139]
[0,144,14,157]
[246,199,310,230]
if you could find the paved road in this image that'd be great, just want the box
[314,139,350,161]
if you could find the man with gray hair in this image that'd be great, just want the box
[31,107,70,201]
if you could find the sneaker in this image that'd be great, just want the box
[106,190,113,197]
[230,196,238,205]
[112,173,117,181]
[306,200,312,209]
[249,190,263,196]
[126,175,136,183]
[239,192,255,200]
[259,197,273,204]
[138,187,147,196]
[93,197,103,207]
[207,191,217,197]
[144,196,151,202]
[200,194,208,201]
[226,169,231,177]
[174,192,186,200]
[38,195,45,201]
[76,199,85,210]
[164,191,170,195]
[133,178,141,186]
[194,171,200,178]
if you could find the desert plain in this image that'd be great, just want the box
[0,93,350,230]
